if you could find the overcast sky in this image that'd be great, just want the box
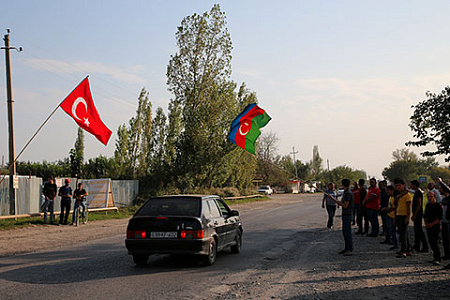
[1,0,450,178]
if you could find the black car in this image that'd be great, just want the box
[125,195,243,266]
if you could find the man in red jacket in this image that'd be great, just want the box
[362,178,380,237]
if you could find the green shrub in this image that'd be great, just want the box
[223,187,240,197]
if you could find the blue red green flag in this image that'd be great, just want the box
[228,103,271,154]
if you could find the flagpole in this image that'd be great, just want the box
[0,75,90,186]
[0,104,60,186]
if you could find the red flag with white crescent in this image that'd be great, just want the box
[59,77,112,145]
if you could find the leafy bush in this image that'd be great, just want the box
[223,187,240,197]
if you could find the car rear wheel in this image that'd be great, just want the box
[230,231,242,254]
[132,254,149,266]
[202,238,217,266]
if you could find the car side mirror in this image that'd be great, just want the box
[229,210,239,217]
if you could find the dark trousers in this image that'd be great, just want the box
[59,199,71,224]
[442,222,450,258]
[396,215,410,253]
[326,205,336,228]
[380,210,388,235]
[387,216,398,247]
[342,214,353,251]
[362,206,369,234]
[367,208,379,236]
[426,225,441,262]
[355,204,363,232]
[413,218,428,251]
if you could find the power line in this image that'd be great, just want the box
[12,33,144,109]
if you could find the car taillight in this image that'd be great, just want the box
[127,230,146,239]
[180,230,204,239]
[127,229,135,239]
[135,230,146,238]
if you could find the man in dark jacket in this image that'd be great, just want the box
[436,177,450,260]
[42,177,57,224]
[327,179,354,256]
[411,180,428,253]
[424,191,443,265]
[58,179,72,225]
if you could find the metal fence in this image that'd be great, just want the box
[0,176,139,216]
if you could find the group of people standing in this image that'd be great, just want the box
[41,177,88,225]
[322,177,450,267]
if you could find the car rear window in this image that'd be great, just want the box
[136,197,201,217]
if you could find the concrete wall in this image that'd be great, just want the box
[0,177,139,216]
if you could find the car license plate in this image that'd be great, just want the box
[150,232,177,238]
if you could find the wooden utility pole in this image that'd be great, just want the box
[2,30,20,215]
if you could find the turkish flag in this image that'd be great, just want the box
[60,77,112,145]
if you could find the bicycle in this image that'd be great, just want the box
[74,201,89,226]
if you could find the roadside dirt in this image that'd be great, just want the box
[210,195,450,300]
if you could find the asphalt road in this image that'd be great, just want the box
[1,194,449,300]
[0,194,323,300]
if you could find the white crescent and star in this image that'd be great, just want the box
[239,121,251,136]
[72,97,90,127]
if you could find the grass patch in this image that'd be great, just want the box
[225,195,269,206]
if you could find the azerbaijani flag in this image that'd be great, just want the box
[228,103,271,154]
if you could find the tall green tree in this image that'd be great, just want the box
[382,148,438,182]
[256,132,288,185]
[321,165,366,186]
[310,145,323,181]
[114,88,152,179]
[166,4,256,190]
[69,128,84,177]
[279,155,310,180]
[407,87,450,161]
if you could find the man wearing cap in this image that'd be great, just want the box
[58,179,72,225]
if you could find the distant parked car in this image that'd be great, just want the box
[337,188,344,197]
[125,195,242,266]
[257,185,273,195]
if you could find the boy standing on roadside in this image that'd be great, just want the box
[424,191,443,265]
[326,179,354,256]
[362,178,380,237]
[42,177,57,224]
[58,179,72,225]
[394,178,412,258]
[356,179,367,235]
[436,177,450,260]
[382,185,398,250]
[352,182,360,226]
[411,180,428,253]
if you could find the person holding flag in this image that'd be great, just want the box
[324,179,354,256]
